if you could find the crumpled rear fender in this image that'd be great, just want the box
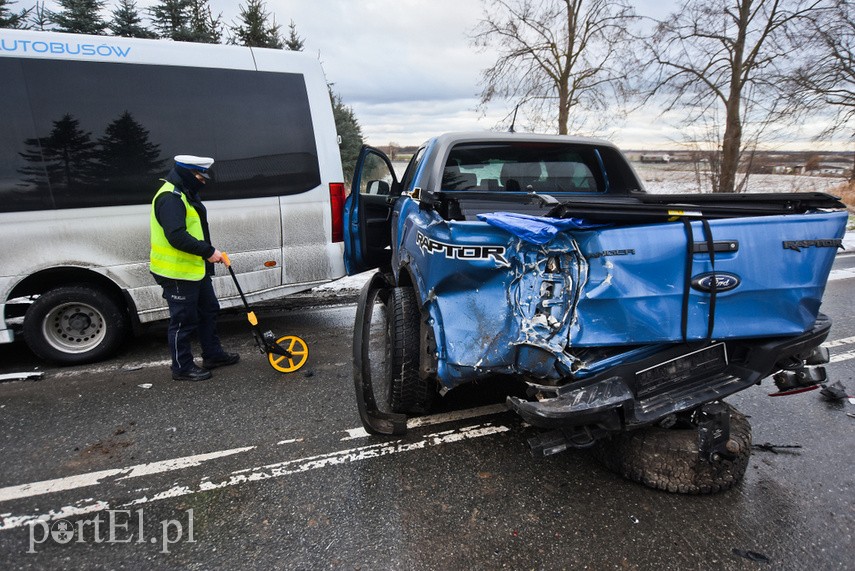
[397,209,586,389]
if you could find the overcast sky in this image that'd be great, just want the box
[210,0,676,149]
[41,1,846,150]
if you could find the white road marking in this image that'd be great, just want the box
[340,403,510,440]
[828,267,855,281]
[824,336,855,349]
[830,349,855,364]
[0,446,255,503]
[0,423,510,531]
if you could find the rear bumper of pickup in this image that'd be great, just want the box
[508,314,832,433]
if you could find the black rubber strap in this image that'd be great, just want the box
[680,218,693,343]
[701,218,716,340]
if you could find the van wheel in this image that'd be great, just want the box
[388,287,434,414]
[23,286,129,365]
[591,404,751,494]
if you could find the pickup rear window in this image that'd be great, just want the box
[441,142,642,194]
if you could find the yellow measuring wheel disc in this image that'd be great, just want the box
[268,335,309,373]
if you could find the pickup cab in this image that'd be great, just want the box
[343,132,846,478]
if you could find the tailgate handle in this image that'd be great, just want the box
[693,240,738,254]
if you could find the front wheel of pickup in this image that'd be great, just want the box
[592,404,752,494]
[388,287,434,414]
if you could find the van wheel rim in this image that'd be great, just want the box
[42,302,107,354]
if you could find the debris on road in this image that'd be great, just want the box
[819,381,848,401]
[752,443,803,454]
[137,383,153,389]
[732,549,771,564]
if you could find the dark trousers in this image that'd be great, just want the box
[159,274,223,373]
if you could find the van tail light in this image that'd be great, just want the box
[329,182,346,243]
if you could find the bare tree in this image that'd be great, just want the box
[648,0,823,193]
[788,0,855,180]
[471,0,639,135]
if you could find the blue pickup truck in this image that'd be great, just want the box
[343,132,846,492]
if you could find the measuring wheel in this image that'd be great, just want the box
[267,335,309,373]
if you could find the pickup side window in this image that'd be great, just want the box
[441,142,639,194]
[359,152,394,196]
[399,146,426,194]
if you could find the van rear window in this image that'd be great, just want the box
[0,58,321,212]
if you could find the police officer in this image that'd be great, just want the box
[150,155,239,381]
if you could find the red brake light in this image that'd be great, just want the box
[329,182,345,243]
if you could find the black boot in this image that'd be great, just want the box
[172,365,212,381]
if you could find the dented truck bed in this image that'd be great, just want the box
[343,132,847,446]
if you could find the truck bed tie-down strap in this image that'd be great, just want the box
[680,218,717,343]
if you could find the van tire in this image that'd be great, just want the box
[388,287,434,414]
[23,286,129,365]
[591,404,751,494]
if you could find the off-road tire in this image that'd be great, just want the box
[23,286,129,365]
[592,404,752,494]
[388,286,434,414]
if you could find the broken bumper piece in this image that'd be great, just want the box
[509,314,832,441]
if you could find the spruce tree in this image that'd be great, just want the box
[50,0,108,35]
[29,1,50,31]
[284,20,304,51]
[230,0,283,49]
[330,91,364,186]
[110,0,155,38]
[0,0,31,29]
[186,0,223,44]
[148,0,192,41]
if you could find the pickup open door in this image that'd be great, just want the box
[343,146,398,275]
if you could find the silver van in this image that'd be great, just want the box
[0,29,347,364]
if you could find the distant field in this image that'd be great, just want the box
[633,163,847,195]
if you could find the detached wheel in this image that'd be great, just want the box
[388,287,435,414]
[23,286,129,365]
[592,404,751,494]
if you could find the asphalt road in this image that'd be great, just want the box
[0,255,853,570]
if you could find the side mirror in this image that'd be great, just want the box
[366,180,390,195]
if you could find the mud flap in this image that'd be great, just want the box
[352,271,408,435]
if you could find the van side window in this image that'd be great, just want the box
[3,58,322,212]
[0,59,54,212]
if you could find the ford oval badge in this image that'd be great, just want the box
[691,272,741,292]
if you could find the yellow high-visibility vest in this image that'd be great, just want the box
[149,182,206,281]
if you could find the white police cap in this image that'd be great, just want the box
[174,155,214,178]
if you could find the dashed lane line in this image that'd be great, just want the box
[0,447,255,504]
[0,423,510,531]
